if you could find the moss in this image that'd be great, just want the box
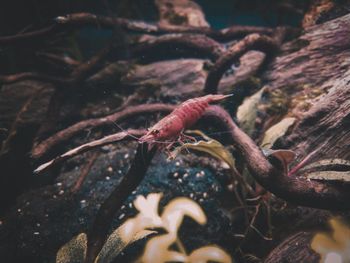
[261,88,290,116]
[261,84,327,120]
[163,11,188,25]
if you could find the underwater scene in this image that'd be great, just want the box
[1,0,350,262]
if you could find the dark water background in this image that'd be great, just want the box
[0,0,304,73]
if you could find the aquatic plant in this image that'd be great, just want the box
[56,193,232,263]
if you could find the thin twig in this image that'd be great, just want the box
[31,104,174,160]
[263,199,273,238]
[36,52,80,68]
[71,37,116,82]
[232,184,249,225]
[233,203,261,243]
[84,143,157,263]
[0,25,60,45]
[71,150,100,193]
[0,87,45,155]
[34,129,146,174]
[287,149,318,177]
[0,72,70,86]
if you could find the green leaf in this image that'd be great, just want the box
[56,233,87,263]
[260,117,296,149]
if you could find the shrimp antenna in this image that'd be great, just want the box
[112,121,140,140]
[112,121,173,144]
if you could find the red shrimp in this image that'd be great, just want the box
[138,94,232,147]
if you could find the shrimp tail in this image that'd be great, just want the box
[172,93,232,128]
[203,93,233,103]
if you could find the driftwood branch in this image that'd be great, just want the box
[0,72,70,86]
[0,11,281,89]
[204,28,288,94]
[0,31,118,87]
[84,142,157,263]
[204,105,350,210]
[128,34,225,61]
[1,33,223,86]
[33,129,146,174]
[70,38,117,82]
[0,25,60,45]
[265,232,320,263]
[31,104,175,160]
[56,13,274,42]
[34,102,350,209]
[0,12,274,46]
[36,52,80,68]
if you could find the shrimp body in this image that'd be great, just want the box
[139,94,231,145]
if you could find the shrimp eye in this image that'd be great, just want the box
[152,129,160,135]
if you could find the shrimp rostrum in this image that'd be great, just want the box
[139,94,232,150]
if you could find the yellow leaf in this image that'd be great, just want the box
[171,131,236,172]
[330,219,350,248]
[261,117,296,149]
[237,88,265,136]
[119,193,163,242]
[140,233,186,263]
[311,233,340,253]
[311,218,350,262]
[188,246,233,263]
[161,197,207,234]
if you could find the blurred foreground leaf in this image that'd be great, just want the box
[236,88,265,136]
[311,218,350,263]
[56,227,155,263]
[96,229,156,263]
[188,246,232,263]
